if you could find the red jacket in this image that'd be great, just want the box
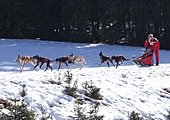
[144,37,159,51]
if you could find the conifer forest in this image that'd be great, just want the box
[0,0,170,49]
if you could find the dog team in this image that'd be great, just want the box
[16,52,128,72]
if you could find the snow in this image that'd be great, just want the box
[0,39,170,119]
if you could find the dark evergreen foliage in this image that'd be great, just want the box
[73,99,104,120]
[64,70,78,98]
[0,98,36,120]
[82,80,102,100]
[167,110,170,120]
[128,111,155,120]
[20,84,27,97]
[128,111,144,120]
[0,0,169,49]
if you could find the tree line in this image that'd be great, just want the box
[0,0,170,49]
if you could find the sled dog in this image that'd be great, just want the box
[69,53,86,70]
[33,55,53,71]
[16,55,36,72]
[111,55,128,68]
[99,52,114,68]
[55,56,71,70]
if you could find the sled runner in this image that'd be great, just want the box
[132,51,153,66]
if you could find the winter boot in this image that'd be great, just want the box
[156,62,159,66]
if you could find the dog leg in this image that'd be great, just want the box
[19,60,24,69]
[31,60,36,66]
[116,62,119,68]
[19,63,22,69]
[120,60,123,64]
[40,63,44,69]
[48,62,53,71]
[49,65,53,71]
[79,63,83,70]
[20,66,23,72]
[20,61,28,72]
[20,63,25,73]
[44,65,48,72]
[110,60,115,67]
[73,62,76,68]
[58,63,61,70]
[65,63,69,69]
[44,62,49,72]
[34,63,39,70]
[78,63,81,69]
[107,62,110,68]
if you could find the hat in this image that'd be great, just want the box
[148,34,153,38]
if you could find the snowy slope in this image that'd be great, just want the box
[0,39,170,120]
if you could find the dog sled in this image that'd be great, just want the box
[131,51,153,66]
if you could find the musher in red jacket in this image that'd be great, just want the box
[144,34,160,66]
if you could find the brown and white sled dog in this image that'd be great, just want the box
[111,55,128,68]
[16,55,36,72]
[33,55,53,72]
[55,56,71,70]
[99,52,114,68]
[69,53,86,70]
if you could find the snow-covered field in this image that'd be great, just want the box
[0,39,170,119]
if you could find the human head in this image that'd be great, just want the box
[148,34,153,40]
